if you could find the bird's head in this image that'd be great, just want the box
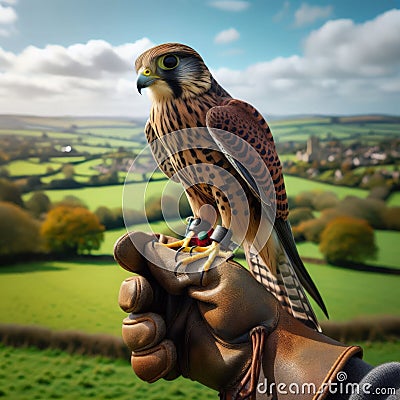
[135,43,212,101]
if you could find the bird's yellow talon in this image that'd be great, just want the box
[175,241,232,271]
[163,231,194,250]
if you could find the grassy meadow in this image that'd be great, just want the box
[1,341,399,400]
[0,115,399,399]
[284,175,369,199]
[0,250,399,336]
[297,230,400,270]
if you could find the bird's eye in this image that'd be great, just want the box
[158,54,179,70]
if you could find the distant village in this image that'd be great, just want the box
[92,133,400,190]
[280,135,400,189]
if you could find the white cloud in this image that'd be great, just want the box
[304,10,400,77]
[0,3,17,37]
[0,10,400,117]
[209,1,250,12]
[0,4,16,23]
[213,9,400,115]
[13,40,134,78]
[214,28,240,44]
[294,3,333,27]
[0,37,154,116]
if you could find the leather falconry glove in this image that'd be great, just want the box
[115,231,363,400]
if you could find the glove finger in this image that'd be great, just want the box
[131,339,177,383]
[119,275,153,313]
[122,312,166,352]
[114,231,179,274]
[114,232,151,274]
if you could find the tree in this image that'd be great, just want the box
[0,167,10,178]
[94,206,124,230]
[288,207,314,227]
[383,207,400,231]
[98,171,119,185]
[337,196,387,229]
[319,216,377,265]
[41,206,105,255]
[55,195,88,209]
[0,202,42,255]
[0,178,24,207]
[145,195,192,223]
[293,191,315,209]
[292,208,344,243]
[25,176,42,192]
[26,191,51,218]
[293,218,326,243]
[62,164,75,179]
[312,191,339,211]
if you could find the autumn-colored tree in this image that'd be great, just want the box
[293,191,315,209]
[41,206,105,255]
[0,202,42,255]
[292,208,344,243]
[55,195,88,209]
[292,218,325,243]
[319,216,377,265]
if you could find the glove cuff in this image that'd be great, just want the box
[221,312,363,400]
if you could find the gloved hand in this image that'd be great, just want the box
[115,231,362,400]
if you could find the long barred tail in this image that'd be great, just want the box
[247,248,321,332]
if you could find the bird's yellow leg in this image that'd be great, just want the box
[179,241,232,271]
[163,230,194,249]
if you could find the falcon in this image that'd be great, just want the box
[135,43,328,330]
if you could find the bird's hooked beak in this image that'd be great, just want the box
[136,68,160,94]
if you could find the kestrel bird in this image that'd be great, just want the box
[135,43,328,330]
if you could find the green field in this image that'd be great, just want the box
[73,144,114,154]
[0,254,398,335]
[0,344,216,399]
[0,260,130,335]
[21,173,370,216]
[297,230,400,270]
[76,126,143,140]
[305,262,399,322]
[32,179,181,211]
[7,159,62,176]
[269,119,400,144]
[0,129,75,140]
[72,159,105,176]
[284,175,369,199]
[0,341,398,400]
[1,114,400,400]
[95,218,183,255]
[27,185,125,210]
[388,192,400,206]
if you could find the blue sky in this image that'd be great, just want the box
[0,0,399,116]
